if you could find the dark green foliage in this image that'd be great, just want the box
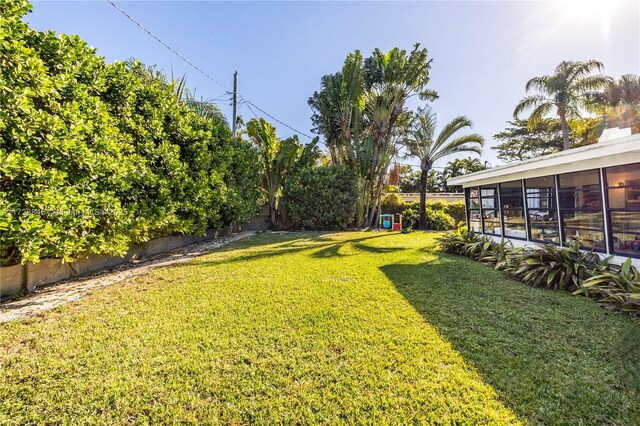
[436,227,479,255]
[438,230,639,314]
[283,166,357,230]
[380,193,404,214]
[0,1,260,264]
[576,258,640,312]
[395,199,458,231]
[505,242,610,291]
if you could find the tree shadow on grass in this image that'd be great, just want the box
[167,231,403,268]
[381,255,640,425]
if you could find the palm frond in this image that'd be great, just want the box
[514,95,552,119]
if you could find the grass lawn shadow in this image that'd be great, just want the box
[169,231,402,267]
[381,255,640,425]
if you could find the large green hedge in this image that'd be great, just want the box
[0,1,261,265]
[380,194,462,230]
[283,165,357,230]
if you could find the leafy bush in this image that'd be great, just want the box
[0,1,261,265]
[381,193,404,214]
[400,200,457,231]
[575,259,640,312]
[283,165,357,230]
[443,201,465,224]
[438,228,639,314]
[436,225,479,255]
[425,208,456,231]
[505,243,610,291]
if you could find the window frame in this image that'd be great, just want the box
[557,169,606,253]
[603,162,640,259]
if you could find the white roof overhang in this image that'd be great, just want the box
[448,134,640,188]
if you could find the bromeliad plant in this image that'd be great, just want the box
[505,242,610,292]
[436,223,479,255]
[437,229,638,315]
[575,258,640,312]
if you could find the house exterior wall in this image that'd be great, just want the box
[461,162,640,268]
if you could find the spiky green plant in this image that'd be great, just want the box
[575,258,640,313]
[436,229,479,256]
[505,243,610,291]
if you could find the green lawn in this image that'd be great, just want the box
[1,232,638,424]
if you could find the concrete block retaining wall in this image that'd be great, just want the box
[0,208,270,299]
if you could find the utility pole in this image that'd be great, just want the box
[232,71,238,138]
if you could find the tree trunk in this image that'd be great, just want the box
[368,170,385,228]
[419,167,429,230]
[559,111,570,151]
[269,203,276,229]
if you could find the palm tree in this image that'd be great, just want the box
[309,45,438,228]
[246,118,303,228]
[514,60,611,150]
[402,107,484,230]
[598,74,640,131]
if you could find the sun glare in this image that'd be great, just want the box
[548,0,633,41]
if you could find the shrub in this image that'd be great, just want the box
[378,198,462,231]
[437,226,479,255]
[443,201,465,225]
[283,165,357,230]
[438,228,639,314]
[505,243,610,291]
[575,259,640,313]
[400,200,458,231]
[425,208,456,231]
[0,1,261,265]
[381,193,404,214]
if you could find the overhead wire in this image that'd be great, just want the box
[106,0,313,141]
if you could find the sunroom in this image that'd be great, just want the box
[448,134,640,267]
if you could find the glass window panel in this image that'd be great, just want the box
[607,186,640,211]
[469,188,479,198]
[504,223,526,239]
[559,169,600,189]
[480,185,497,209]
[605,164,640,258]
[469,210,482,221]
[528,209,558,225]
[482,209,500,235]
[530,225,560,244]
[469,198,480,209]
[525,176,556,210]
[563,229,606,251]
[610,211,640,233]
[483,219,501,235]
[558,188,602,209]
[502,209,526,222]
[481,197,495,209]
[612,232,640,257]
[527,175,555,188]
[501,197,523,209]
[607,188,628,209]
[605,163,640,188]
[469,220,482,233]
[561,211,604,230]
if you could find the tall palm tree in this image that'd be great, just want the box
[598,74,640,130]
[514,60,611,150]
[402,107,484,230]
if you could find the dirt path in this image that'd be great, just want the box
[0,231,257,323]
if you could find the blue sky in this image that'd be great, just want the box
[28,1,640,166]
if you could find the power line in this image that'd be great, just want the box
[107,0,230,92]
[107,0,313,141]
[241,97,313,140]
[243,99,259,119]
